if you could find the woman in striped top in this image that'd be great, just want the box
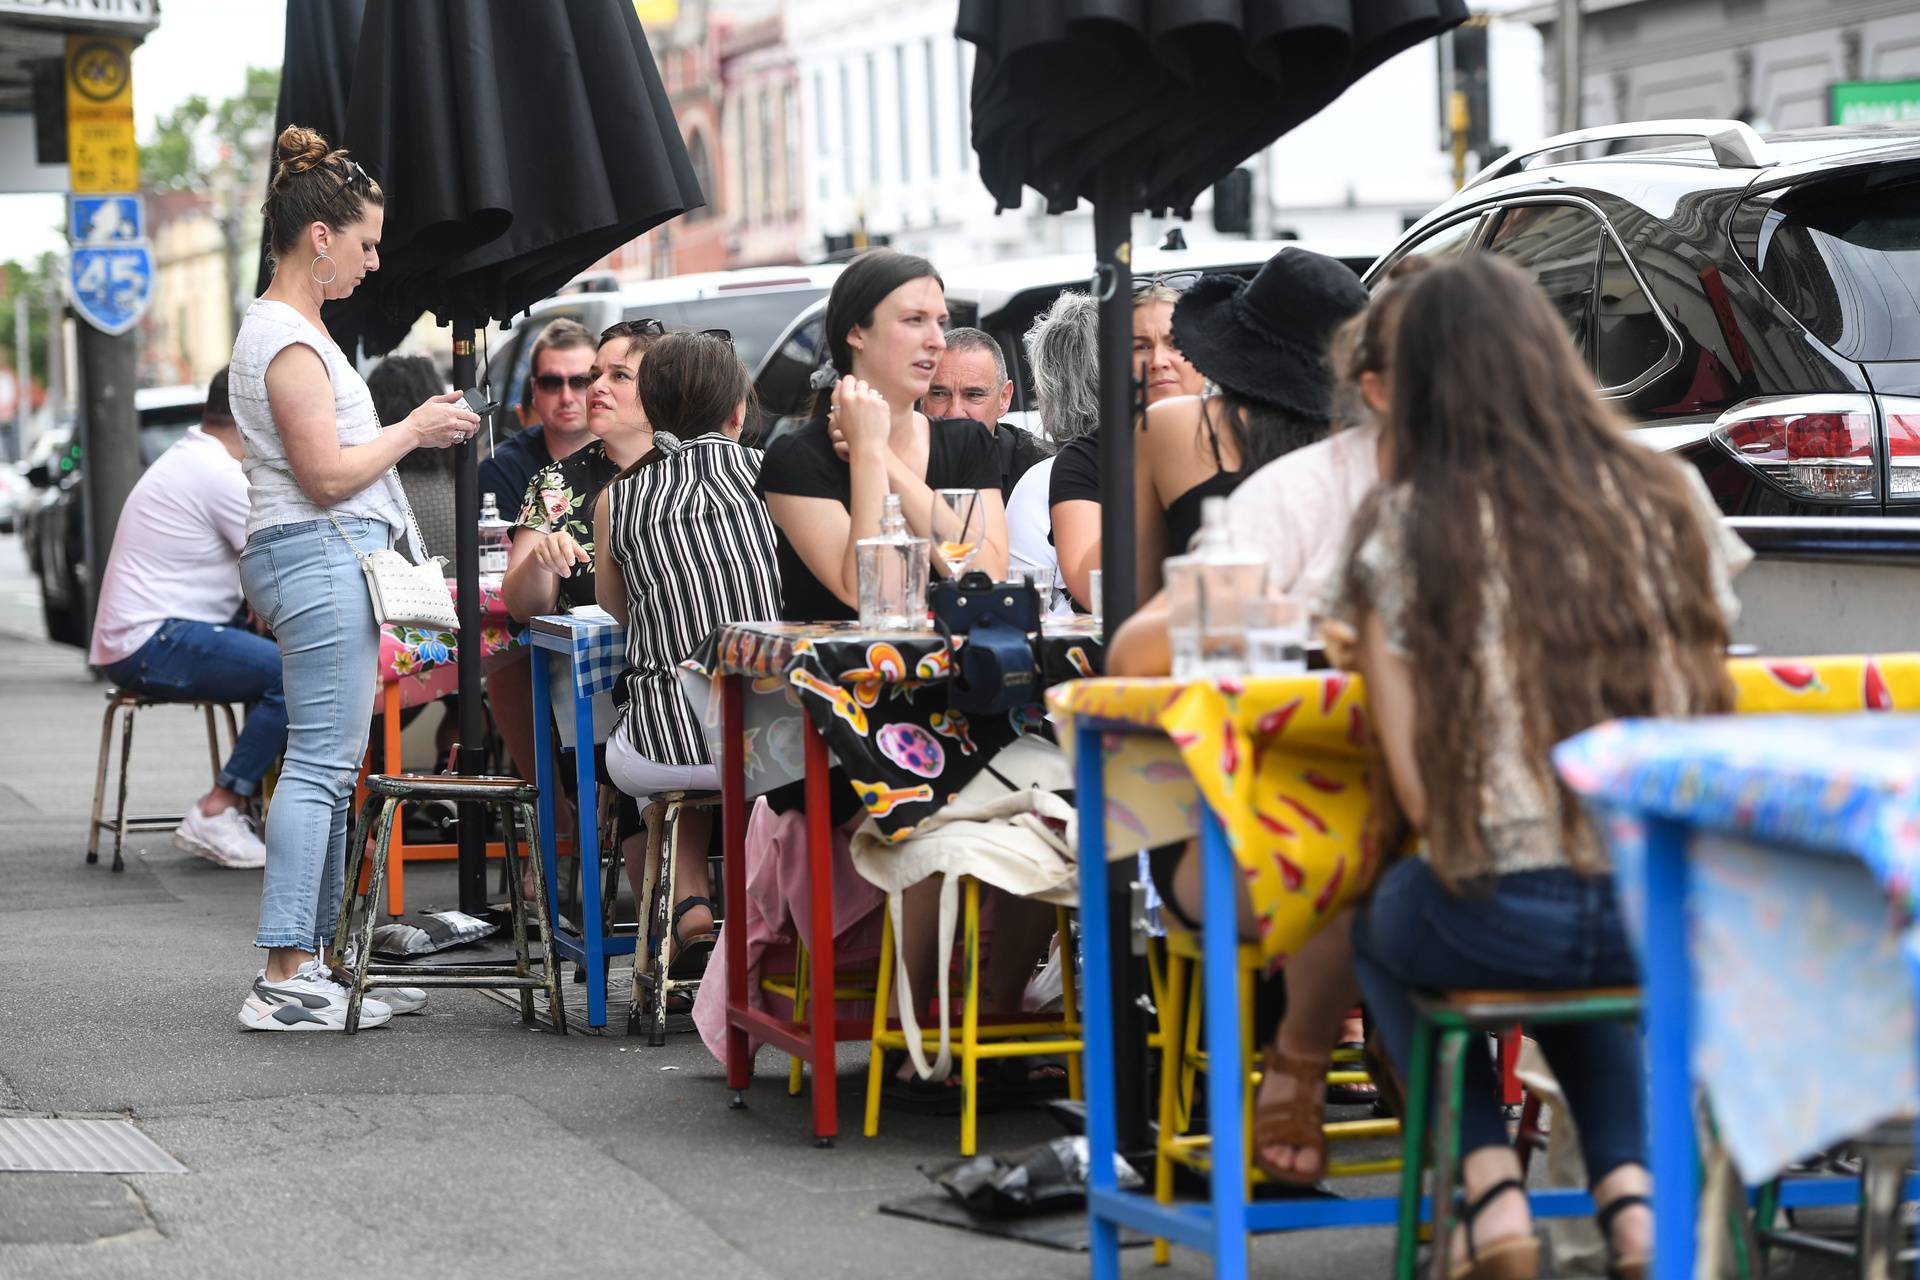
[593,331,781,972]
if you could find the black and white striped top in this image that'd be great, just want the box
[606,433,782,764]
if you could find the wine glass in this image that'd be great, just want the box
[932,488,984,578]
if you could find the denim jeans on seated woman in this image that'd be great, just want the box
[238,515,392,954]
[101,618,287,797]
[1350,856,1645,1182]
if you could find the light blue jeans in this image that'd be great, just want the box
[239,515,392,953]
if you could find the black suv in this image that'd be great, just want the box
[1370,119,1920,516]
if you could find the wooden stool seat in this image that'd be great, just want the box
[365,772,540,803]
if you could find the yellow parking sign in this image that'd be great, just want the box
[66,35,138,194]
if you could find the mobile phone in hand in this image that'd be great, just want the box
[460,386,500,417]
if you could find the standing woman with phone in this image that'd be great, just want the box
[228,124,477,1031]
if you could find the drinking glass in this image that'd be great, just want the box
[1246,594,1309,676]
[933,488,984,577]
[1087,569,1103,633]
[1009,566,1055,614]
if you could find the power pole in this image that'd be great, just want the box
[1558,0,1583,132]
[11,291,27,463]
[43,271,66,456]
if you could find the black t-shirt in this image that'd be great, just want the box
[758,416,1002,622]
[478,423,553,526]
[1048,432,1103,510]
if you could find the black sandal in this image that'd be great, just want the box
[1449,1178,1540,1280]
[1595,1192,1651,1280]
[1326,1039,1381,1106]
[667,896,718,980]
[879,1049,963,1116]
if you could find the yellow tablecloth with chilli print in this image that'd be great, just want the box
[1049,653,1920,970]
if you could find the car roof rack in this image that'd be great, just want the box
[1465,119,1775,189]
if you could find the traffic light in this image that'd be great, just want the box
[1212,168,1253,236]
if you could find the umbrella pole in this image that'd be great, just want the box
[452,330,487,914]
[1092,168,1151,1156]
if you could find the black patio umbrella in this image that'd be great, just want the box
[299,0,701,910]
[956,0,1466,1153]
[958,0,1468,629]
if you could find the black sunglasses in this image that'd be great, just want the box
[603,317,733,345]
[532,373,594,393]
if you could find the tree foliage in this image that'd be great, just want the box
[141,66,280,195]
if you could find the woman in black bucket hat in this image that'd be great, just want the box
[1132,246,1366,595]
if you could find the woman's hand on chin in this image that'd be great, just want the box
[830,377,891,461]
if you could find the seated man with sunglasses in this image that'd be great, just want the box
[478,317,599,526]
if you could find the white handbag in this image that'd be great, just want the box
[327,475,459,631]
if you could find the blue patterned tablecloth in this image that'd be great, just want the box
[529,610,626,699]
[1555,713,1920,1180]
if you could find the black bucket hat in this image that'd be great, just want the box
[1169,247,1368,422]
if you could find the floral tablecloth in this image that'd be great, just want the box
[1555,652,1920,1181]
[680,618,1102,839]
[1049,673,1380,969]
[376,580,526,709]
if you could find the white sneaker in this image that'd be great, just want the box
[237,959,393,1031]
[174,802,266,868]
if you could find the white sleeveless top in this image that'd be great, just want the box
[228,298,408,539]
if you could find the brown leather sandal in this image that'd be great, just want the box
[1253,1047,1330,1185]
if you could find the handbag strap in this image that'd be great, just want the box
[323,470,432,565]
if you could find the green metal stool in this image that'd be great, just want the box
[335,773,566,1035]
[1750,1120,1916,1278]
[1393,987,1642,1280]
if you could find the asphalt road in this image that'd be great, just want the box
[0,533,1852,1278]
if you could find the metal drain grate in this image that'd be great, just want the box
[0,1118,185,1174]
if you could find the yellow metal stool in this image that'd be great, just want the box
[1151,926,1400,1267]
[862,876,1083,1156]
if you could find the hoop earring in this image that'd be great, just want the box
[310,251,338,286]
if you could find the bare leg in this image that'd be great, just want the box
[265,945,314,982]
[890,876,946,1079]
[1592,1162,1653,1261]
[668,809,714,947]
[1455,1146,1532,1266]
[1168,840,1362,1180]
[484,653,537,782]
[982,890,1056,1015]
[197,784,247,817]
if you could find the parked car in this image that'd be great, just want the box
[749,238,1383,443]
[0,464,26,533]
[482,264,843,432]
[24,384,204,648]
[1369,118,1920,516]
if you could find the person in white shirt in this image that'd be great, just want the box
[91,368,279,868]
[1005,290,1101,613]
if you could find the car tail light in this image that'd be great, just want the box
[1881,396,1920,501]
[1710,395,1877,502]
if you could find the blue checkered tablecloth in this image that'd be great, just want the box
[529,611,627,699]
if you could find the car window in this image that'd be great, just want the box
[1380,215,1482,277]
[623,288,828,372]
[755,311,827,427]
[1485,203,1603,358]
[1747,168,1920,361]
[1594,236,1672,389]
[137,401,203,465]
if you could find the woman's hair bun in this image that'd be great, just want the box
[276,125,333,176]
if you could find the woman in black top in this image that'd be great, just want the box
[502,320,662,622]
[1131,248,1366,598]
[760,250,1007,622]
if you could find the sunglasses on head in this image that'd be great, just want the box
[532,373,594,393]
[603,317,734,346]
[1132,270,1202,299]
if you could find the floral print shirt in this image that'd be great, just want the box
[517,439,620,612]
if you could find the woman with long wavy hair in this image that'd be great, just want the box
[1329,254,1750,1280]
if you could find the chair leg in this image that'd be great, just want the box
[960,876,981,1157]
[87,699,120,865]
[1180,959,1204,1132]
[202,704,222,785]
[1152,944,1190,1268]
[502,803,535,1025]
[518,801,566,1034]
[346,799,398,1034]
[863,913,894,1137]
[1394,1012,1436,1280]
[1057,905,1083,1102]
[652,799,681,1047]
[1239,962,1257,1197]
[628,800,664,1037]
[111,700,137,872]
[1425,1027,1469,1280]
[788,942,811,1097]
[334,791,379,964]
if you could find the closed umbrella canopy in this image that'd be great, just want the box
[961,0,1468,215]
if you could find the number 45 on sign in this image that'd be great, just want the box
[68,241,153,337]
